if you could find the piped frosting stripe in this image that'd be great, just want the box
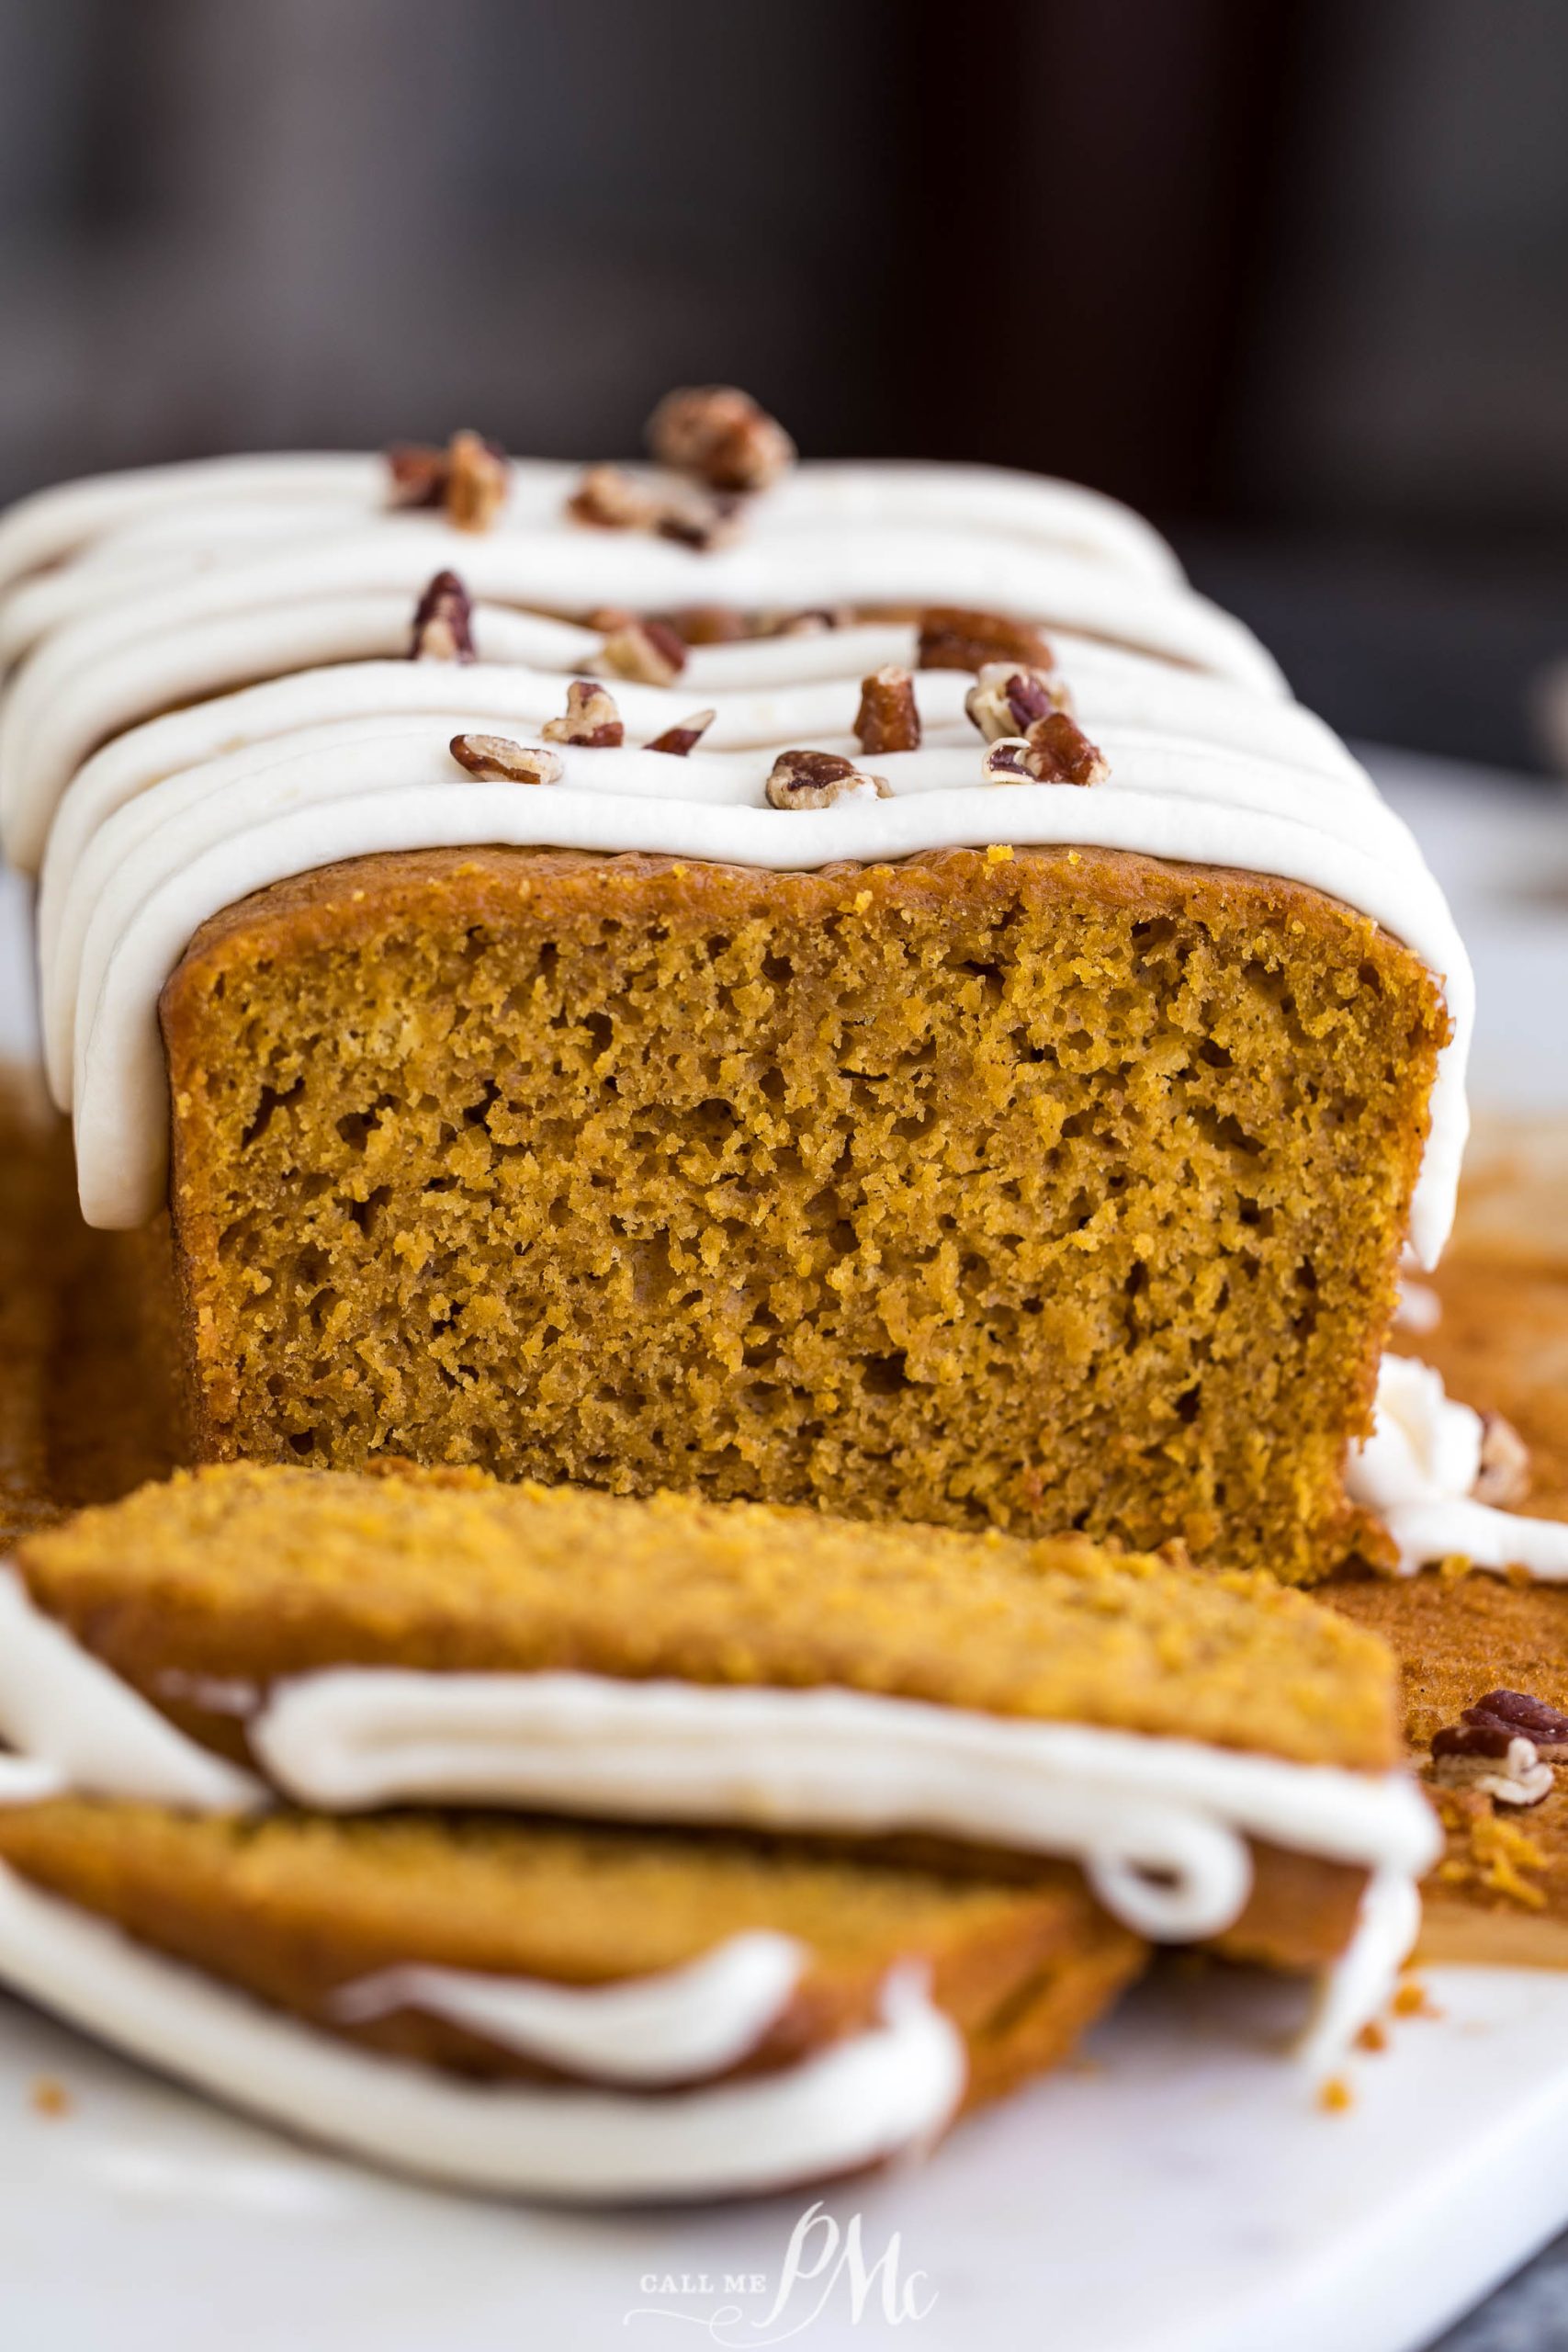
[0,444,1469,1268]
[0,1866,964,2201]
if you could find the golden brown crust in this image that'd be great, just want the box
[158,842,1444,1583]
[0,1799,1142,2104]
[15,1462,1404,1770]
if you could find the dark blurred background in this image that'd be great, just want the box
[2,0,1566,770]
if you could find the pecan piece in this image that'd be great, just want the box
[765,749,891,809]
[409,569,476,662]
[647,385,795,492]
[964,662,1068,742]
[567,465,661,531]
[1474,1412,1532,1508]
[1430,1687,1568,1808]
[854,665,921,754]
[387,432,508,530]
[446,429,509,531]
[449,734,562,786]
[658,605,750,646]
[1026,709,1109,786]
[1438,1689,1568,1761]
[981,713,1108,786]
[386,442,449,508]
[980,738,1035,784]
[918,605,1055,673]
[654,488,742,552]
[542,680,625,748]
[646,709,716,756]
[594,616,688,688]
[566,466,738,551]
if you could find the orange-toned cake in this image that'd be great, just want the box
[0,1461,1439,2192]
[0,391,1472,1579]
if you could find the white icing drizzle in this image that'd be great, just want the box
[0,1568,264,1811]
[1348,1355,1568,1579]
[327,1931,806,2086]
[1393,1279,1443,1336]
[247,1670,1440,1946]
[56,753,1472,1249]
[0,1566,1437,1951]
[0,1758,67,1806]
[1295,1869,1421,2081]
[0,492,1270,857]
[0,1864,963,2201]
[0,446,1470,1265]
[0,452,1176,611]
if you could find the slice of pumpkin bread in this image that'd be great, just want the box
[0,1800,1138,2107]
[6,1464,1435,1975]
[13,1461,1400,1763]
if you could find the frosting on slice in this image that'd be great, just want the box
[328,1931,805,2086]
[247,1669,1440,1945]
[1294,1870,1420,2078]
[0,1568,1438,1951]
[1348,1355,1568,1578]
[0,1569,263,1811]
[0,1865,964,2202]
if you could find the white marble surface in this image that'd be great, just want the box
[0,748,1565,2351]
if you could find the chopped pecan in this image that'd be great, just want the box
[646,708,717,756]
[449,734,563,785]
[568,465,661,531]
[981,712,1108,786]
[980,738,1034,784]
[1431,1736,1554,1808]
[1437,1690,1568,1762]
[658,604,750,646]
[964,661,1068,741]
[387,432,508,529]
[386,442,449,508]
[1430,1688,1568,1808]
[854,665,921,754]
[566,464,737,551]
[647,385,795,492]
[595,616,688,688]
[446,430,509,531]
[542,680,625,748]
[1474,1412,1532,1508]
[1026,709,1108,786]
[408,569,476,662]
[918,605,1055,673]
[765,749,891,809]
[654,488,741,551]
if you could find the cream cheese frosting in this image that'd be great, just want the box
[1348,1354,1568,1578]
[245,1669,1439,1945]
[326,1931,807,2086]
[0,452,1179,611]
[0,1567,1438,1950]
[0,442,1472,1266]
[0,1564,1439,2076]
[0,1864,963,2200]
[0,1568,263,1812]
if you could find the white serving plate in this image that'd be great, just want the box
[1,748,1565,2352]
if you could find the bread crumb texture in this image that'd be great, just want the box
[159,843,1445,1581]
